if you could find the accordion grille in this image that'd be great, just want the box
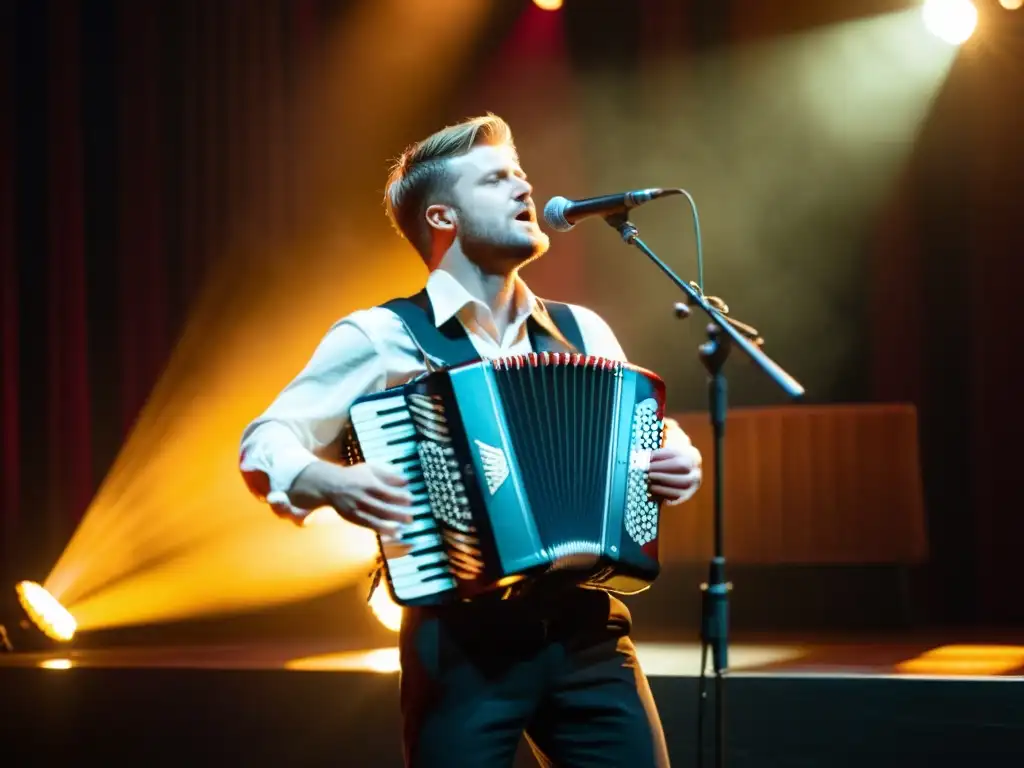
[491,353,619,552]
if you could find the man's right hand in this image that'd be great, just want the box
[288,460,414,535]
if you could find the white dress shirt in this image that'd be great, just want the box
[240,268,689,520]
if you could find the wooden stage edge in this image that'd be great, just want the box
[2,631,1022,768]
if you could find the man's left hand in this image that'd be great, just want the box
[649,421,703,505]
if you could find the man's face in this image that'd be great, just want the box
[445,143,549,273]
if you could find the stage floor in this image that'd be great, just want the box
[3,630,1024,679]
[2,631,1022,767]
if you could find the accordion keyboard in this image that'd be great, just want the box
[349,394,457,603]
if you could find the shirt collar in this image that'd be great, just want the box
[425,268,537,330]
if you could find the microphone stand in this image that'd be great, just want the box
[603,212,804,768]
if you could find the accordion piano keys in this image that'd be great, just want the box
[347,391,459,603]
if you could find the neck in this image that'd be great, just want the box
[436,248,520,332]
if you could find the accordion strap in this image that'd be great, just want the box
[380,289,586,368]
[381,290,479,367]
[533,298,585,356]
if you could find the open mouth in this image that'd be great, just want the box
[515,210,533,223]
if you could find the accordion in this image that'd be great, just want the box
[344,352,667,607]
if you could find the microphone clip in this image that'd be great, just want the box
[604,211,640,245]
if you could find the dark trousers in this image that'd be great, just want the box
[398,588,670,768]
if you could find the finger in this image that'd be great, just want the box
[360,496,416,525]
[378,530,413,558]
[650,452,702,471]
[651,444,702,460]
[378,528,404,546]
[648,471,699,489]
[648,457,691,473]
[348,507,411,536]
[343,508,404,536]
[649,484,684,499]
[369,463,410,487]
[365,479,414,507]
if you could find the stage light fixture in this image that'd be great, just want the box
[1000,0,1022,11]
[922,0,978,44]
[15,581,77,642]
[533,0,563,11]
[0,581,77,652]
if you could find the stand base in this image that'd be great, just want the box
[697,556,732,768]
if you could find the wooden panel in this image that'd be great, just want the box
[660,403,927,565]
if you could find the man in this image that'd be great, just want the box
[239,114,702,767]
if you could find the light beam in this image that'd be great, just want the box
[41,0,495,633]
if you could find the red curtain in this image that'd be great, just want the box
[1,0,326,579]
[45,0,92,559]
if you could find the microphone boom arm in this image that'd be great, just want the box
[604,212,804,398]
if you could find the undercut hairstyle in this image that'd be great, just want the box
[384,114,516,260]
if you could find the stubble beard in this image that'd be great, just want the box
[460,216,549,275]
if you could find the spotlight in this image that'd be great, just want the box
[533,0,563,10]
[1000,0,1022,10]
[16,581,76,641]
[922,0,978,44]
[0,581,77,652]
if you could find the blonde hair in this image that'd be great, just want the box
[384,114,515,259]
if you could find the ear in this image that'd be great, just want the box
[425,203,456,233]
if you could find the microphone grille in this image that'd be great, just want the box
[542,196,574,233]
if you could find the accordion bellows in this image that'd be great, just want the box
[345,352,667,607]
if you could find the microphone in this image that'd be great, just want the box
[542,188,679,232]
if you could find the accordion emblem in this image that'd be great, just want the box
[344,352,667,607]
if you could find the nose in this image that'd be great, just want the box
[514,176,533,201]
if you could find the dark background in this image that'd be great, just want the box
[2,0,1023,637]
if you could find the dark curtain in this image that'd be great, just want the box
[3,0,1024,626]
[1,0,327,582]
[869,34,1024,625]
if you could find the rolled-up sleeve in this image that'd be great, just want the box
[239,317,386,521]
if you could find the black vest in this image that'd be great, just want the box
[380,288,586,366]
